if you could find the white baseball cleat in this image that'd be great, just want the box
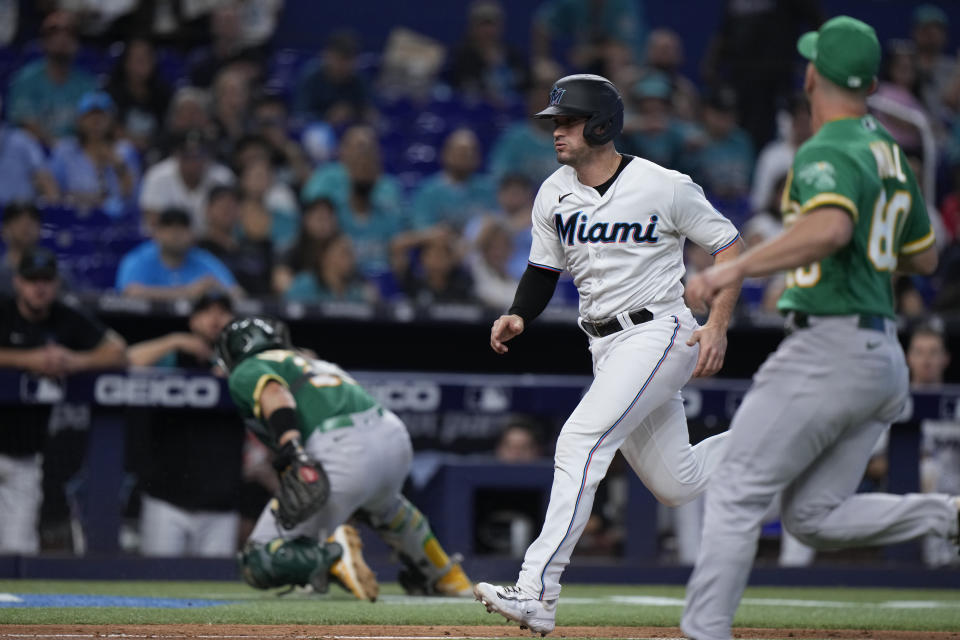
[473,582,556,636]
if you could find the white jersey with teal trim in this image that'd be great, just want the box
[528,157,740,322]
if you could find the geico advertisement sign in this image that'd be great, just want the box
[365,380,441,411]
[94,374,220,407]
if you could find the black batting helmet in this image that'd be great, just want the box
[215,315,292,372]
[533,74,624,146]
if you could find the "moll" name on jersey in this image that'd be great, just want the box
[554,211,659,245]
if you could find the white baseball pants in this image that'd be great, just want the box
[139,495,240,557]
[682,316,960,640]
[517,308,729,600]
[0,453,42,554]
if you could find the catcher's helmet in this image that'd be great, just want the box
[534,74,624,146]
[215,315,292,372]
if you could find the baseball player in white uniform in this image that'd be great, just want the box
[473,74,744,636]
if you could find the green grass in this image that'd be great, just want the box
[0,581,959,631]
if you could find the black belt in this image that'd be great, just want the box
[789,311,887,333]
[581,308,653,338]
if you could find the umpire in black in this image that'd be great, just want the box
[0,248,127,553]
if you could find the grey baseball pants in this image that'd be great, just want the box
[682,315,959,640]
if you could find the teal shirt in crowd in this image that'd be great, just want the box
[7,60,96,138]
[535,0,646,63]
[619,120,692,173]
[301,163,406,275]
[285,272,369,303]
[489,123,560,186]
[411,172,497,231]
[689,127,755,198]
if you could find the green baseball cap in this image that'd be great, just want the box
[797,16,880,91]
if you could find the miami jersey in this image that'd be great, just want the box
[778,115,933,318]
[528,156,740,321]
[228,349,378,447]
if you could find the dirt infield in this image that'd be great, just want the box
[2,625,960,640]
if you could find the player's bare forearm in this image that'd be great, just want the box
[67,332,128,372]
[685,209,853,314]
[704,238,744,330]
[739,207,853,279]
[127,333,186,367]
[896,244,938,276]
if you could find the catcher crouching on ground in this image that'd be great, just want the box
[215,315,473,600]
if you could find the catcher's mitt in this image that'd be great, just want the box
[272,438,330,529]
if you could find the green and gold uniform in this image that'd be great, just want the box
[684,17,960,640]
[228,349,378,448]
[779,114,934,318]
[231,347,472,597]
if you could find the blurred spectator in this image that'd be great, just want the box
[873,40,928,152]
[495,417,545,463]
[294,30,373,126]
[469,217,519,311]
[702,0,823,149]
[905,324,960,567]
[48,91,140,217]
[896,276,929,321]
[449,0,528,106]
[377,27,447,103]
[489,69,561,186]
[642,28,698,121]
[749,93,811,216]
[302,125,405,276]
[476,415,547,556]
[250,94,312,188]
[6,11,97,147]
[116,207,241,301]
[743,173,787,313]
[938,163,960,243]
[393,229,474,306]
[412,128,496,232]
[0,248,126,554]
[139,129,235,230]
[236,0,284,50]
[127,291,243,557]
[106,36,173,156]
[273,196,340,295]
[237,197,276,294]
[197,186,273,297]
[620,72,689,171]
[689,87,754,203]
[57,0,138,42]
[286,233,376,304]
[0,204,41,296]
[531,0,646,76]
[188,4,264,89]
[500,181,534,275]
[211,65,253,162]
[0,97,59,206]
[237,153,299,252]
[157,87,213,160]
[911,5,956,125]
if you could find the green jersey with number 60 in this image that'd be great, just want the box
[228,349,378,447]
[777,115,934,318]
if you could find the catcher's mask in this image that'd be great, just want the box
[215,315,292,372]
[533,73,624,146]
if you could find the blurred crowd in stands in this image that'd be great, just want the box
[0,0,958,318]
[1,0,960,562]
